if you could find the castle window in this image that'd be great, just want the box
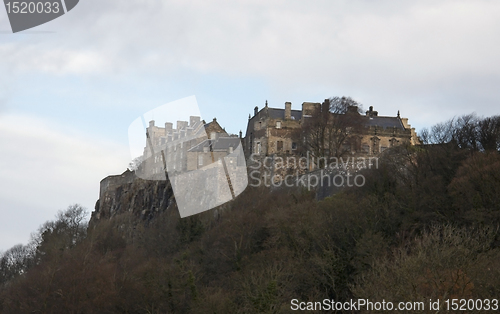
[198,155,203,166]
[292,142,297,150]
[277,141,283,152]
[255,142,261,154]
[276,121,281,129]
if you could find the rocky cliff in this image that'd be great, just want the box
[91,169,176,223]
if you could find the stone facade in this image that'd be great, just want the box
[140,117,228,178]
[187,135,242,171]
[244,101,303,159]
[244,100,420,158]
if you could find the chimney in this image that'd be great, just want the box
[254,106,258,116]
[285,102,292,120]
[149,120,155,128]
[239,130,242,138]
[177,121,188,130]
[322,99,330,114]
[189,116,200,126]
[164,122,173,136]
[366,106,378,117]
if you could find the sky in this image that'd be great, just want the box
[1,0,500,251]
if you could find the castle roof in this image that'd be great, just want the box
[267,108,302,120]
[363,116,405,130]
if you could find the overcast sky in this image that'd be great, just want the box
[1,0,499,251]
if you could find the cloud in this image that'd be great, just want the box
[0,43,108,75]
[0,1,496,121]
[1,1,499,126]
[0,113,130,250]
[3,1,499,78]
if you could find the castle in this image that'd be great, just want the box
[96,98,420,218]
[139,117,240,177]
[244,100,419,159]
[136,98,419,179]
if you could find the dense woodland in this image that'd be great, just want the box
[1,113,500,313]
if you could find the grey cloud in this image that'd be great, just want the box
[2,0,499,125]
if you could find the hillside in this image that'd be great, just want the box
[1,114,499,313]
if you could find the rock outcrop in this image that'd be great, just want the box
[91,170,175,223]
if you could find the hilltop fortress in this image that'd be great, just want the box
[244,99,419,158]
[102,98,418,200]
[94,98,420,219]
[133,98,420,180]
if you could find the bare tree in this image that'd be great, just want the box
[31,204,88,262]
[423,114,500,153]
[297,96,363,167]
[452,114,480,151]
[429,118,456,144]
[0,244,34,284]
[128,155,144,171]
[478,115,500,152]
